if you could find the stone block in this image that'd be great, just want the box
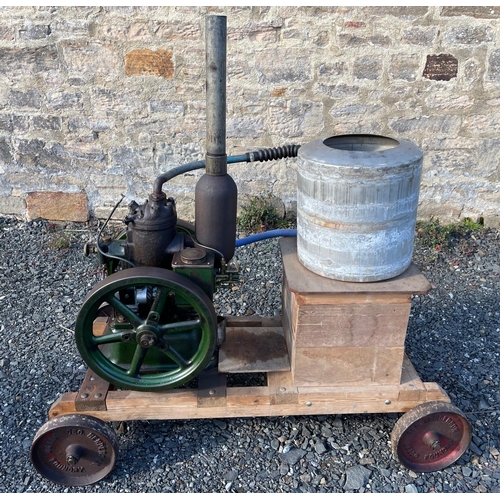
[317,84,359,99]
[26,191,88,222]
[31,115,62,131]
[444,25,493,45]
[255,49,311,84]
[10,89,42,109]
[362,6,429,17]
[61,41,119,78]
[227,116,265,139]
[441,6,500,18]
[124,49,174,79]
[0,24,14,41]
[17,139,70,170]
[425,93,473,110]
[12,116,29,134]
[155,22,201,41]
[389,115,461,136]
[0,46,59,76]
[0,195,25,216]
[389,54,420,81]
[353,56,383,80]
[47,91,83,110]
[423,54,458,81]
[0,115,12,133]
[267,99,323,138]
[149,101,184,114]
[0,138,13,164]
[487,49,500,82]
[19,25,51,40]
[402,27,438,46]
[339,34,391,48]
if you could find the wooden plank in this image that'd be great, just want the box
[280,237,432,296]
[218,326,290,373]
[423,382,450,402]
[296,293,412,306]
[293,346,404,386]
[398,355,426,401]
[268,371,298,405]
[293,302,411,347]
[93,316,109,336]
[226,316,282,328]
[48,378,449,421]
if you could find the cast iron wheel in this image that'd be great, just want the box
[391,401,471,472]
[31,414,118,486]
[75,267,217,391]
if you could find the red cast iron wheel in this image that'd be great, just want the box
[391,401,472,473]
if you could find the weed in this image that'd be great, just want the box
[237,193,295,234]
[47,231,72,250]
[416,216,485,252]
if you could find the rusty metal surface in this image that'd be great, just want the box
[30,414,118,486]
[75,369,110,412]
[391,401,472,472]
[197,367,227,408]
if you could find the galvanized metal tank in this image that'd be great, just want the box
[297,134,423,282]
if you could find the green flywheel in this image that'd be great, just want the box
[75,267,217,391]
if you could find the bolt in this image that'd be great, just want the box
[209,390,216,396]
[90,376,96,382]
[385,400,391,405]
[66,454,79,466]
[66,444,81,466]
[422,431,442,450]
[139,333,155,348]
[280,387,287,392]
[306,402,312,407]
[95,393,102,398]
[80,393,89,399]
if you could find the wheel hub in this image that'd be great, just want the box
[139,333,156,347]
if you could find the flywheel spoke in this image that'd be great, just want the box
[127,345,148,377]
[149,286,170,316]
[91,331,131,346]
[164,345,189,368]
[105,294,142,327]
[159,318,202,335]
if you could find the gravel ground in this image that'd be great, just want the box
[0,216,499,493]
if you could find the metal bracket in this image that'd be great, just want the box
[197,367,227,408]
[75,369,110,411]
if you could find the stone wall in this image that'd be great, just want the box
[0,6,499,226]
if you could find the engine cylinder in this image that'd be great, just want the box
[125,195,178,268]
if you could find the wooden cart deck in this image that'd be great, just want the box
[49,316,449,422]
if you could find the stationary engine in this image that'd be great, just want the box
[75,16,299,392]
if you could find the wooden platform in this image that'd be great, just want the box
[49,354,448,422]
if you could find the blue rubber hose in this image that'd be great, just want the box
[235,229,297,247]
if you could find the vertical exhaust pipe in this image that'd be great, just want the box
[195,15,237,265]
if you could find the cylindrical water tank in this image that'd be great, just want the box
[297,134,423,282]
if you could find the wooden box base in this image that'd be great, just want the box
[280,238,431,387]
